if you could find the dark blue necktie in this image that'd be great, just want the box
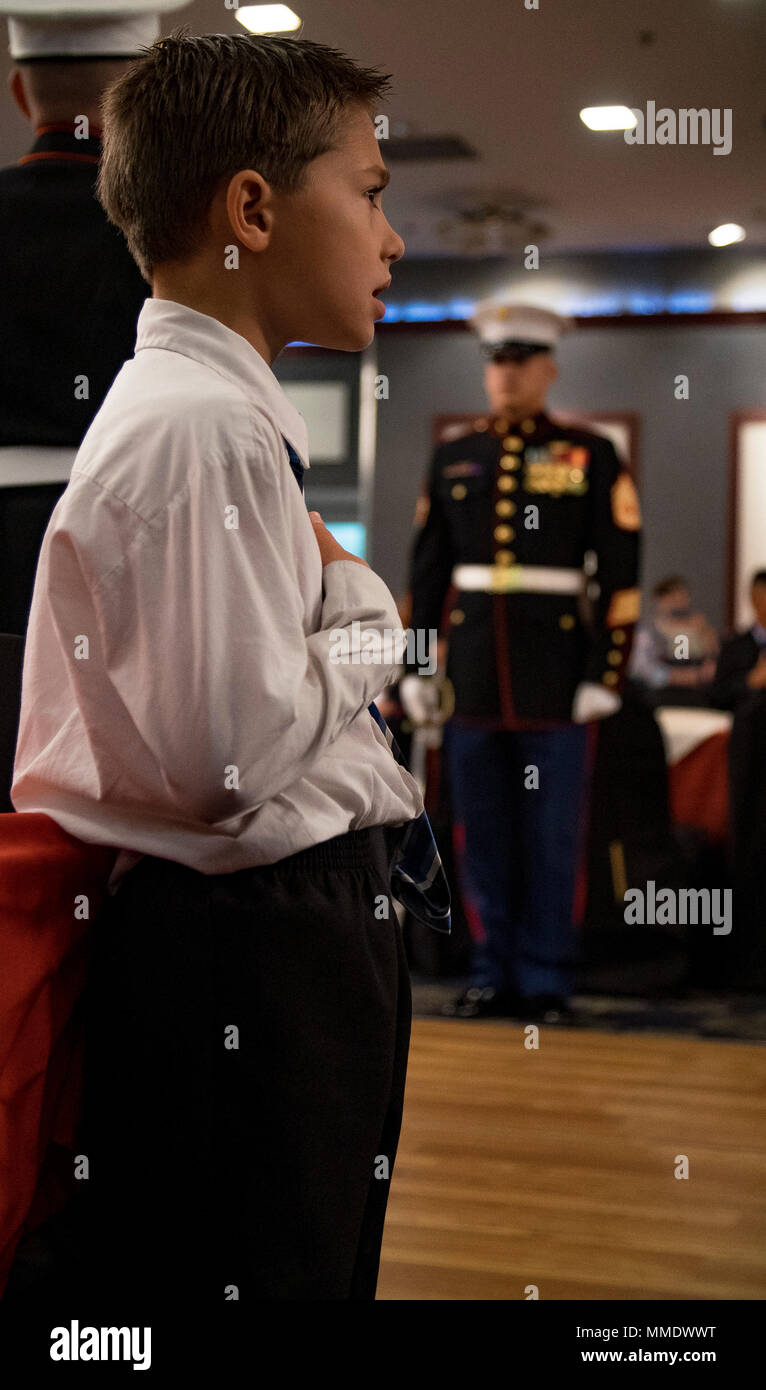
[285,439,305,493]
[281,437,451,934]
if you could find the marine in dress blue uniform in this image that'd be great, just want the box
[0,0,185,635]
[402,304,642,1022]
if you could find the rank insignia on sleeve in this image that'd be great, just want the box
[611,472,641,530]
[414,494,431,527]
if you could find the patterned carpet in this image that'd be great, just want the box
[411,978,766,1042]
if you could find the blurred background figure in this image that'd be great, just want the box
[0,0,187,641]
[712,568,766,711]
[717,568,766,989]
[401,302,641,1025]
[629,573,719,707]
[0,0,186,811]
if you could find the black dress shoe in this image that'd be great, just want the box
[442,986,516,1019]
[512,994,578,1026]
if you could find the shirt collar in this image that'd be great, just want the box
[134,298,310,468]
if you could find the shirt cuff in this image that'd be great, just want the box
[321,559,402,633]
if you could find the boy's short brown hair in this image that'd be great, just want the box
[97,31,391,282]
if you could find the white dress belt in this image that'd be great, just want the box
[0,446,78,486]
[452,563,585,595]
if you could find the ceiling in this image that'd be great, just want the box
[2,0,765,255]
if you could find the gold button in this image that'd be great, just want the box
[495,499,515,516]
[495,550,515,565]
[473,417,489,432]
[494,417,510,434]
[498,475,517,492]
[569,468,584,484]
[500,454,521,470]
[449,607,465,625]
[451,483,467,499]
[503,436,524,451]
[603,671,619,686]
[612,629,626,644]
[607,650,622,666]
[494,524,514,541]
[559,614,576,630]
[521,417,537,434]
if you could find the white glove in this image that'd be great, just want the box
[572,681,621,724]
[399,673,442,727]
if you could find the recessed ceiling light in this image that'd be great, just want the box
[580,106,637,131]
[708,223,746,247]
[236,5,301,34]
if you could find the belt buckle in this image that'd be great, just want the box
[490,564,523,593]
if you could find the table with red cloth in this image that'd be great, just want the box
[0,813,115,1297]
[654,706,733,846]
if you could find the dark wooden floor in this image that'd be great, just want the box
[377,1019,766,1299]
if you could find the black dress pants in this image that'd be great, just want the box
[6,824,411,1314]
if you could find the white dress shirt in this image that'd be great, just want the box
[11,298,423,889]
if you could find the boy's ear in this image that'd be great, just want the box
[225,169,274,252]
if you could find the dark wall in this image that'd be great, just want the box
[371,321,766,634]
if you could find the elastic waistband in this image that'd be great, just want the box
[271,824,403,875]
[118,825,406,898]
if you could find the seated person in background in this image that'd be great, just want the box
[629,574,719,706]
[712,569,766,711]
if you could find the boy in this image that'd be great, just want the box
[10,32,448,1309]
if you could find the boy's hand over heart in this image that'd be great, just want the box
[309,512,369,569]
